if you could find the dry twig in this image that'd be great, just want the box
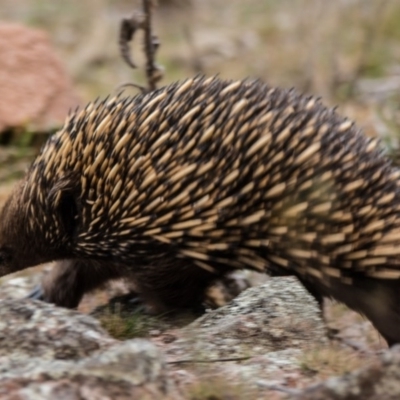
[119,13,144,69]
[167,356,251,365]
[119,0,164,93]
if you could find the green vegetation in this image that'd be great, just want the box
[99,305,156,340]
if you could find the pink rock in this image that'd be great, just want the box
[0,22,81,132]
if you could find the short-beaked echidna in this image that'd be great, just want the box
[1,76,400,345]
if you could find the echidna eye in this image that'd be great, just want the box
[57,190,78,237]
[0,247,12,265]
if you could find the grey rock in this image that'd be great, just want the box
[163,277,327,396]
[0,299,114,366]
[178,277,327,358]
[0,299,181,399]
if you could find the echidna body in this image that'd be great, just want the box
[1,76,400,344]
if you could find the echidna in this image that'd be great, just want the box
[1,76,400,345]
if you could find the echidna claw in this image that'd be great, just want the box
[26,284,45,301]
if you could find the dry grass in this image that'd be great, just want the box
[324,300,387,352]
[186,375,257,400]
[299,343,372,380]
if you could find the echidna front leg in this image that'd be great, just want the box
[28,258,222,314]
[131,260,226,314]
[28,259,127,308]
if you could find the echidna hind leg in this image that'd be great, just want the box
[28,259,128,309]
[297,278,324,309]
[313,277,400,346]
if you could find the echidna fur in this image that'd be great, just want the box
[1,76,400,345]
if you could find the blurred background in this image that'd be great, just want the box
[0,0,399,158]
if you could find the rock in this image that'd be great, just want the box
[0,22,80,132]
[179,276,327,358]
[0,277,353,399]
[0,340,181,400]
[161,277,327,396]
[0,299,114,367]
[295,346,400,400]
[0,268,47,302]
[0,299,181,399]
